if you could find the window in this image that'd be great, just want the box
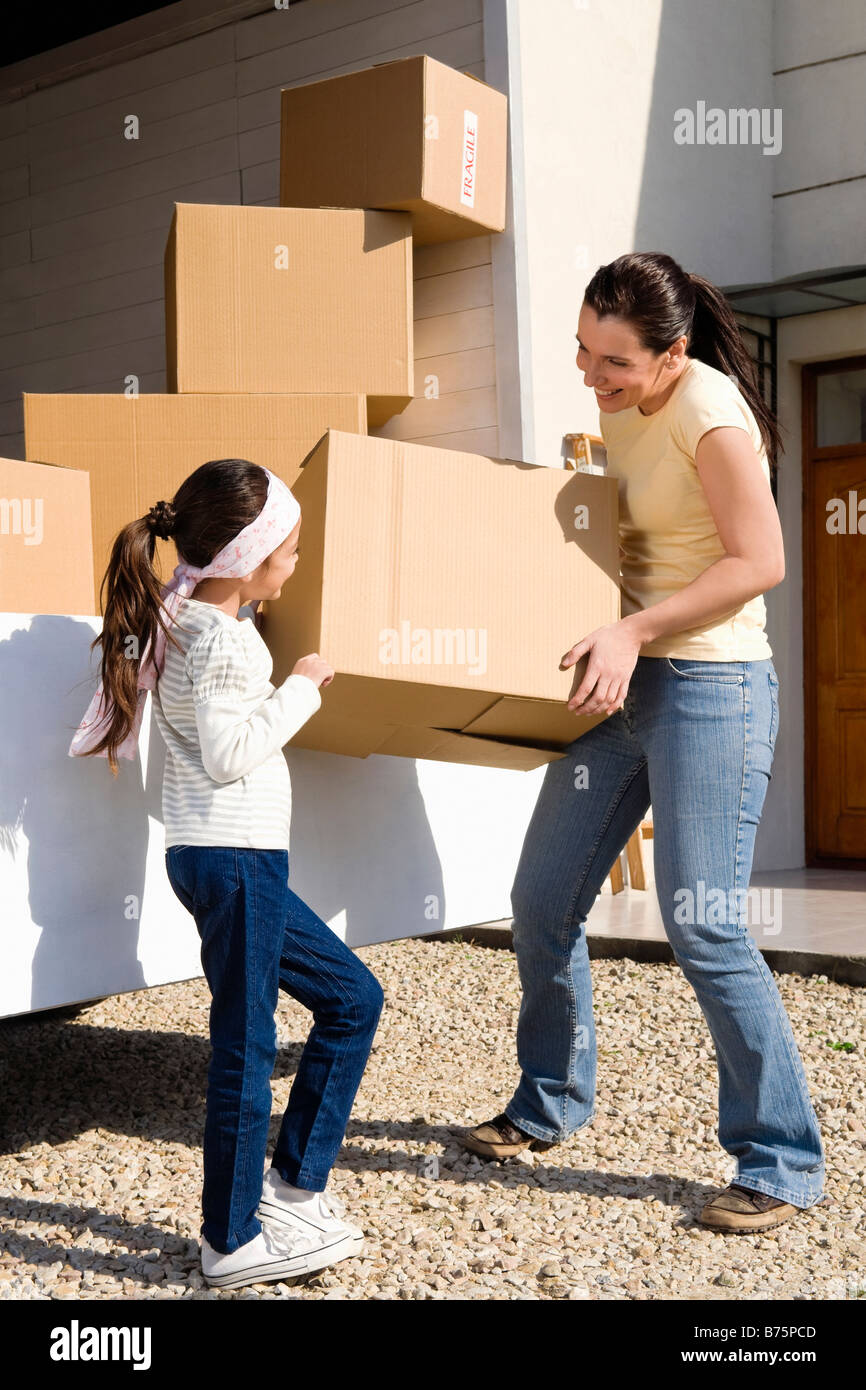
[815,368,866,447]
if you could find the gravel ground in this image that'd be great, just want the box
[0,939,863,1301]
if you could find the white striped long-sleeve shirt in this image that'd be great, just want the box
[151,596,321,849]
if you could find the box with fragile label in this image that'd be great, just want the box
[165,204,413,427]
[23,393,366,603]
[279,55,507,245]
[260,430,621,770]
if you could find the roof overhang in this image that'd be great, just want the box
[724,267,866,319]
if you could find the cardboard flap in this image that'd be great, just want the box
[289,712,564,770]
[460,695,608,747]
[374,725,563,770]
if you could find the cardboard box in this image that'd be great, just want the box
[165,204,413,427]
[279,55,507,246]
[0,457,94,615]
[260,430,621,769]
[23,393,366,604]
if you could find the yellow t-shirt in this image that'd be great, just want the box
[598,355,773,660]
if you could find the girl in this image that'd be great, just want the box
[69,458,384,1290]
[462,252,826,1234]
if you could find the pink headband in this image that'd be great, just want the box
[69,468,300,762]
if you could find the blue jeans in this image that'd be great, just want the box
[506,656,825,1209]
[165,846,384,1254]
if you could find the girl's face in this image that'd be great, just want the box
[242,519,301,601]
[576,303,687,414]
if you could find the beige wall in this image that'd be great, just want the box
[503,0,776,465]
[773,1,866,277]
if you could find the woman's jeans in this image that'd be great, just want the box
[165,846,384,1254]
[506,655,825,1209]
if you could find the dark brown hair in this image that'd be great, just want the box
[82,458,269,775]
[583,251,782,464]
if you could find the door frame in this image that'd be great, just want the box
[801,353,866,867]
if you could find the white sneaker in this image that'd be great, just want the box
[201,1222,323,1290]
[257,1167,365,1255]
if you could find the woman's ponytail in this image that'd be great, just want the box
[688,271,782,466]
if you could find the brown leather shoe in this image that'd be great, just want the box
[698,1182,799,1232]
[460,1113,556,1160]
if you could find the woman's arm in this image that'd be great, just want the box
[564,426,785,716]
[623,426,784,645]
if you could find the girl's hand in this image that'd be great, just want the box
[561,620,641,716]
[292,652,335,689]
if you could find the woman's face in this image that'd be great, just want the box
[244,518,301,601]
[576,303,687,414]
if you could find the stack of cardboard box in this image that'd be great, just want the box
[10,55,619,771]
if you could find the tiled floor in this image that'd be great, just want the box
[587,867,866,956]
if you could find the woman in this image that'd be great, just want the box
[461,252,825,1234]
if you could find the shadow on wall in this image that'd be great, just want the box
[631,0,774,283]
[284,744,447,947]
[0,615,149,1012]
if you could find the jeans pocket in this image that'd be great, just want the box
[767,669,780,751]
[191,849,242,911]
[665,657,745,684]
[165,847,195,914]
[167,846,241,912]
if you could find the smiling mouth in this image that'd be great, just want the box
[595,387,621,398]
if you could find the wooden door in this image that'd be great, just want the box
[803,357,866,863]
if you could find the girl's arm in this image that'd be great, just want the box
[195,675,322,784]
[186,627,322,783]
[564,426,784,716]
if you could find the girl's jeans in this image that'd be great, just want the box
[506,655,825,1209]
[165,846,384,1254]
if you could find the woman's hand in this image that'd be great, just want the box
[247,598,264,631]
[561,618,642,716]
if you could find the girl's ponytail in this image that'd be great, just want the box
[80,458,269,776]
[85,506,191,776]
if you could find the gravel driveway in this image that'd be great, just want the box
[1,939,863,1301]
